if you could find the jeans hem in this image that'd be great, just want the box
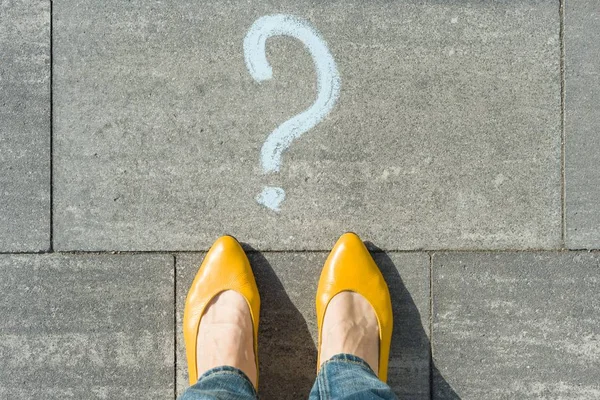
[320,353,377,376]
[197,365,258,397]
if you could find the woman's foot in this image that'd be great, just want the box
[196,290,257,387]
[319,291,380,374]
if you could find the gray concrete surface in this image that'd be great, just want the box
[0,254,174,399]
[0,0,50,251]
[175,251,431,399]
[565,0,600,249]
[4,0,600,398]
[54,0,560,251]
[432,252,600,399]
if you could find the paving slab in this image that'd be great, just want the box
[565,1,600,249]
[0,0,50,251]
[0,254,174,399]
[54,0,561,251]
[175,250,431,399]
[432,252,600,399]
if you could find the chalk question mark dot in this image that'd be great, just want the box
[256,186,286,212]
[244,14,341,212]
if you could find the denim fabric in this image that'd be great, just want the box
[308,354,398,400]
[179,366,258,400]
[179,354,397,400]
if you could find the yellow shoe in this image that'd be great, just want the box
[316,233,393,382]
[183,236,261,387]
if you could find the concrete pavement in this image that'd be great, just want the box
[52,0,561,251]
[0,0,50,251]
[1,0,599,398]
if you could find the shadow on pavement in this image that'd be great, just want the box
[244,243,459,399]
[244,245,317,399]
[366,242,461,400]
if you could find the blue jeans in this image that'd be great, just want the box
[179,354,398,400]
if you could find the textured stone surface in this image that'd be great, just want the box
[54,0,560,251]
[175,250,431,399]
[0,254,174,399]
[432,252,600,399]
[565,1,600,249]
[0,0,50,251]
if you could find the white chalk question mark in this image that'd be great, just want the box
[244,14,341,212]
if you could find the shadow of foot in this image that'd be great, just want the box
[366,243,461,400]
[243,245,317,399]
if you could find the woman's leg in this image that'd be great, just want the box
[179,291,258,400]
[310,292,398,400]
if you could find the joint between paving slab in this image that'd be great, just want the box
[49,0,54,253]
[559,0,567,249]
[4,248,600,256]
[428,252,434,400]
[173,253,178,400]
